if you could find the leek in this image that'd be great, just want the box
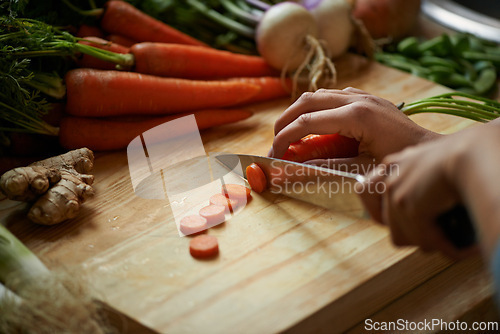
[0,224,113,333]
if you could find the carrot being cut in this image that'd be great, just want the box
[246,163,267,193]
[189,234,219,259]
[100,0,207,47]
[222,184,252,201]
[59,108,253,151]
[106,34,137,47]
[209,193,238,214]
[76,37,130,70]
[199,205,226,227]
[130,42,279,79]
[180,214,208,235]
[64,69,261,117]
[281,134,360,163]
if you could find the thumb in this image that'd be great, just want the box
[354,164,387,224]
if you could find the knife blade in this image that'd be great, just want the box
[215,153,475,249]
[216,153,366,214]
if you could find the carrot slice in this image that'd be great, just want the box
[199,204,226,226]
[209,193,238,213]
[222,184,252,201]
[189,235,219,259]
[179,214,208,235]
[246,163,267,193]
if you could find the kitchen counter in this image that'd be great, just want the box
[1,52,499,333]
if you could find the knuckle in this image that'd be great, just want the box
[350,101,372,119]
[314,88,330,95]
[297,112,312,129]
[297,91,315,104]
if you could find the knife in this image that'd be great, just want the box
[215,153,476,249]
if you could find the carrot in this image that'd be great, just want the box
[130,42,279,79]
[100,0,207,47]
[76,24,104,38]
[64,69,261,117]
[189,234,219,259]
[281,134,360,163]
[76,37,130,70]
[59,108,253,151]
[246,163,267,193]
[180,214,208,235]
[199,205,226,227]
[229,77,292,104]
[222,184,252,201]
[209,193,238,214]
[106,34,137,47]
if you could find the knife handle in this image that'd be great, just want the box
[436,204,476,249]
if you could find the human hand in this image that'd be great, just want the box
[269,87,441,171]
[358,122,500,259]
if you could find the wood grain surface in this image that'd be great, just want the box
[0,54,492,333]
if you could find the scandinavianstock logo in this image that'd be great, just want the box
[126,115,247,237]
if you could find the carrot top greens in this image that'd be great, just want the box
[0,57,58,138]
[0,15,132,141]
[0,16,133,67]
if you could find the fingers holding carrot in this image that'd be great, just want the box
[270,88,441,165]
[272,87,370,135]
[270,106,362,160]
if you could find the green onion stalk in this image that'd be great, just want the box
[401,92,500,123]
[0,224,114,333]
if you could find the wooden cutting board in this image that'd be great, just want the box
[0,54,489,333]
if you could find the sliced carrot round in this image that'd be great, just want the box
[189,234,219,259]
[199,204,226,226]
[209,193,238,213]
[179,214,208,235]
[246,163,267,193]
[222,184,251,201]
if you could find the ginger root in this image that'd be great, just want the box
[0,148,95,225]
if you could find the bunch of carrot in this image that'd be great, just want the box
[59,0,292,151]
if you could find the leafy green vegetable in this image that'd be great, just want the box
[376,33,500,97]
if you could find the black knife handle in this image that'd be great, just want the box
[436,204,476,249]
